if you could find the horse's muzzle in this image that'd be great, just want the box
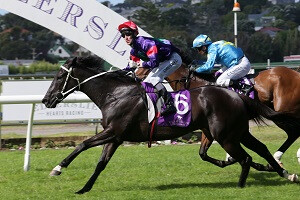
[42,93,62,108]
[42,97,52,108]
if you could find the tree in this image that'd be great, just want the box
[132,3,163,36]
[0,26,32,59]
[30,30,63,61]
[246,32,273,62]
[124,0,146,6]
[0,14,64,61]
[0,13,44,32]
[160,8,193,29]
[271,31,286,61]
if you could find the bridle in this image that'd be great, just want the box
[55,65,110,102]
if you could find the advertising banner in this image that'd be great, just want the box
[0,0,151,69]
[1,80,102,121]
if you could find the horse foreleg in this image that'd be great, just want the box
[273,133,299,166]
[273,120,299,164]
[199,134,236,168]
[50,128,116,176]
[76,142,121,194]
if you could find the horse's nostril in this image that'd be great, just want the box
[56,93,63,100]
[42,98,47,104]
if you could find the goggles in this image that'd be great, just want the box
[121,31,134,38]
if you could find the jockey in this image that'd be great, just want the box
[118,20,182,116]
[192,34,251,87]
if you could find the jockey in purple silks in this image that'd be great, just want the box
[118,21,182,116]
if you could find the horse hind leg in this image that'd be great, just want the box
[221,142,252,188]
[76,142,121,194]
[50,128,117,176]
[241,131,299,183]
[199,133,236,168]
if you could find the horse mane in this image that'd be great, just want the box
[76,56,105,73]
[179,62,216,83]
[75,56,137,83]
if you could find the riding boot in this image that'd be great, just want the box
[229,80,241,89]
[159,87,177,116]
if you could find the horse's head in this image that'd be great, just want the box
[42,57,82,108]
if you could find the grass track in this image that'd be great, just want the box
[0,126,299,200]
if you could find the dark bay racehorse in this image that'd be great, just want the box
[137,64,300,165]
[42,57,299,194]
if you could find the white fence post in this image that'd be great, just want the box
[0,94,96,171]
[24,103,35,171]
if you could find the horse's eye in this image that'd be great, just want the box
[57,74,64,80]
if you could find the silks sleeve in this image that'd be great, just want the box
[195,45,217,73]
[141,40,159,69]
[130,49,141,62]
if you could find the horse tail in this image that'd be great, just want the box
[239,94,300,131]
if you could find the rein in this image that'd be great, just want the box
[57,65,141,102]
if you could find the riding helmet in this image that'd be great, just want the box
[192,34,212,48]
[118,21,139,36]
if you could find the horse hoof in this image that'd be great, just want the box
[227,156,236,163]
[75,190,84,195]
[49,170,61,176]
[75,188,90,194]
[288,174,299,183]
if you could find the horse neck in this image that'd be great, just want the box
[75,70,114,108]
[77,70,138,109]
[167,64,211,90]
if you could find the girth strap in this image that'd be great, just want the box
[148,112,160,148]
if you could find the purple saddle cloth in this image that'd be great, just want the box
[228,76,255,99]
[142,82,192,127]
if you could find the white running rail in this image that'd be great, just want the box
[0,94,92,172]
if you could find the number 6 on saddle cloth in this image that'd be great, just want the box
[141,82,192,127]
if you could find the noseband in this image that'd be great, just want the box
[56,65,110,102]
[56,65,80,101]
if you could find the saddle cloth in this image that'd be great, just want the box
[229,76,255,99]
[142,82,192,127]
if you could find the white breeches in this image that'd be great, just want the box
[216,56,251,87]
[143,52,182,89]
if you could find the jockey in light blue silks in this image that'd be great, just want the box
[192,34,251,87]
[118,21,182,116]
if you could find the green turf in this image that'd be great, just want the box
[0,126,299,200]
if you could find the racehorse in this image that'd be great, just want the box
[136,64,300,166]
[42,56,299,194]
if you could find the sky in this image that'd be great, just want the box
[0,0,125,15]
[105,0,124,5]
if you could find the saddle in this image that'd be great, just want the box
[210,70,255,99]
[228,75,255,99]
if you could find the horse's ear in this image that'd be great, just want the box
[71,57,78,67]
